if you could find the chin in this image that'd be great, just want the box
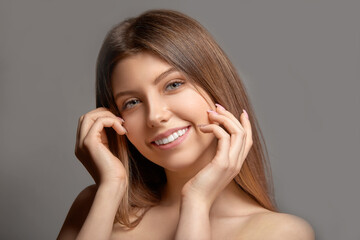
[162,161,198,172]
[155,150,212,173]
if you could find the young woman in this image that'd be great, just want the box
[58,9,314,240]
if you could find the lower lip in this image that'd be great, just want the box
[151,126,191,150]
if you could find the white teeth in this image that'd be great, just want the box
[154,127,188,145]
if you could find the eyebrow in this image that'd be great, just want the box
[114,67,178,100]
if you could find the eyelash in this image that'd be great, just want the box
[165,80,184,91]
[121,80,185,111]
[122,99,140,110]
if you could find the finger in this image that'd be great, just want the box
[233,110,253,171]
[207,110,244,154]
[86,116,126,139]
[207,110,242,136]
[83,117,126,153]
[239,110,253,160]
[235,127,247,171]
[79,110,124,146]
[207,110,245,170]
[198,124,231,169]
[94,116,126,138]
[215,104,243,130]
[75,116,82,149]
[79,107,115,128]
[81,107,121,128]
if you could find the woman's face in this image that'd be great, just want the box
[111,52,217,172]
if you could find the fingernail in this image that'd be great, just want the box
[243,109,249,119]
[118,117,125,123]
[215,103,225,110]
[207,110,218,114]
[197,124,208,128]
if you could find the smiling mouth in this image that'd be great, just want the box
[153,127,189,146]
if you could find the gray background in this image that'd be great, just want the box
[1,0,359,239]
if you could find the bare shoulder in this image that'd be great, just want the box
[240,211,315,240]
[57,184,97,239]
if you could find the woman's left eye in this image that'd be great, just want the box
[165,81,184,91]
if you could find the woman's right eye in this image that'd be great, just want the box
[122,99,140,110]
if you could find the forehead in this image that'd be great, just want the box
[111,52,174,89]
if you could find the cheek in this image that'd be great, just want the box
[121,113,145,146]
[172,90,214,122]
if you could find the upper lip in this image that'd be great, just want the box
[150,125,190,143]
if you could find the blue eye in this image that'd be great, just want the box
[123,99,140,110]
[165,81,184,91]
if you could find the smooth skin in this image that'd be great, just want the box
[58,52,314,240]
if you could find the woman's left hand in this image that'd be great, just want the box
[181,104,253,208]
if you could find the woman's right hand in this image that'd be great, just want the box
[58,108,127,240]
[75,107,128,186]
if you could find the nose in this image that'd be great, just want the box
[146,95,171,128]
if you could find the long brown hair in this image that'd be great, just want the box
[96,9,277,228]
